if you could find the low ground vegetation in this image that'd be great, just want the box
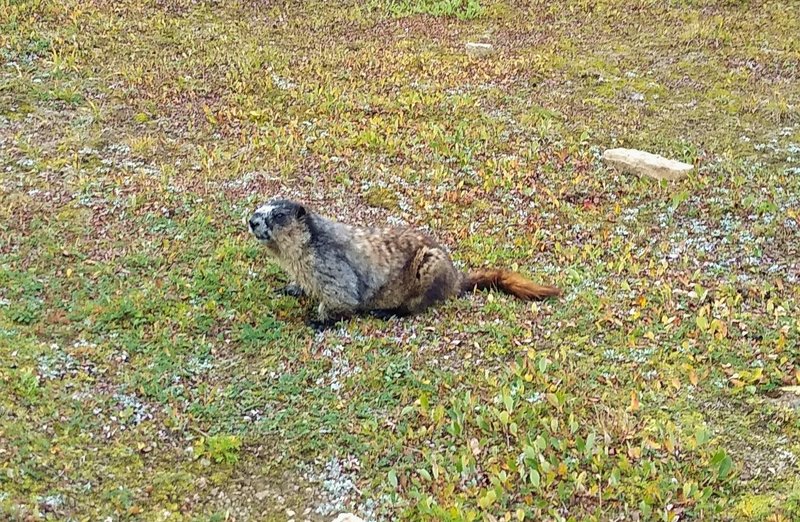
[1,0,798,520]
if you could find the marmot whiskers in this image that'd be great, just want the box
[248,199,561,328]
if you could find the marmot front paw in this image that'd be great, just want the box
[278,282,305,297]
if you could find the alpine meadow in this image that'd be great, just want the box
[1,1,799,520]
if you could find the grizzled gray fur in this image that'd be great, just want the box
[248,199,560,328]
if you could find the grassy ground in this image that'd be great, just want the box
[1,0,799,520]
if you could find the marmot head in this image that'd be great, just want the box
[248,199,309,252]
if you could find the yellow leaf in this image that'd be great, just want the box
[66,268,73,277]
[689,369,698,386]
[628,391,640,412]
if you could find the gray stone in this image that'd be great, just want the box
[331,514,365,522]
[465,42,494,58]
[602,148,693,181]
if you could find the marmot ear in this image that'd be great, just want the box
[295,205,307,219]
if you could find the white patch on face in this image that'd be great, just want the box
[250,203,282,240]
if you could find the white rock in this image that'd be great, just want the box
[332,514,365,522]
[465,42,494,58]
[602,148,693,181]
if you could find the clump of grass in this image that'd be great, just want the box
[363,186,400,210]
[193,435,242,465]
[386,0,484,19]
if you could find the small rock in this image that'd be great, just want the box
[332,514,365,522]
[465,42,493,58]
[254,490,270,501]
[469,437,481,456]
[773,386,800,410]
[602,148,693,181]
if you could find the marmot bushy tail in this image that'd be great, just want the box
[248,199,561,328]
[461,269,562,300]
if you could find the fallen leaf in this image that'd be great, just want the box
[628,391,640,412]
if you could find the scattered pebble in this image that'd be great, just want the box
[465,42,494,58]
[332,514,366,522]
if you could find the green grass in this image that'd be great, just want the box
[1,0,799,520]
[385,0,485,20]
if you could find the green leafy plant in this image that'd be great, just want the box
[386,0,484,19]
[193,435,242,464]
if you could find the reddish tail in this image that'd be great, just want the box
[461,269,561,301]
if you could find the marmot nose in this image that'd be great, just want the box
[248,216,259,230]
